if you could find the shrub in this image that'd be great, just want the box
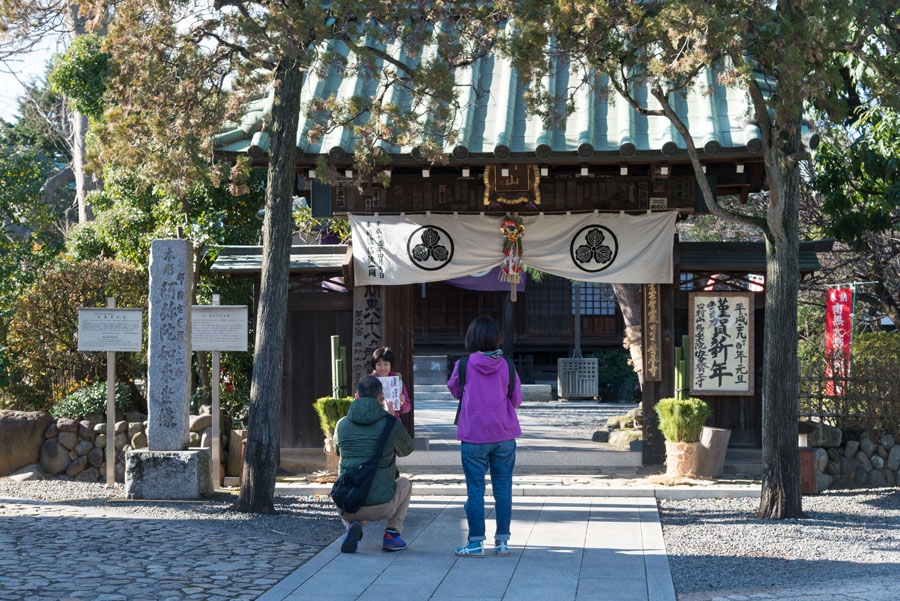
[51,381,132,419]
[589,349,641,402]
[654,397,711,443]
[312,397,354,438]
[6,259,148,408]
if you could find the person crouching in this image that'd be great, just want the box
[334,375,414,553]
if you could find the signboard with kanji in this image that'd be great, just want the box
[191,305,249,352]
[77,308,143,352]
[689,292,754,396]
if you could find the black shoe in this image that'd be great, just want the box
[341,521,363,553]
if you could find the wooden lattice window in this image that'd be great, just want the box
[572,282,616,316]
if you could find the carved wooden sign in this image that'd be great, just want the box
[483,164,541,207]
[689,291,754,396]
[642,284,662,382]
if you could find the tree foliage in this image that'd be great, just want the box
[6,258,147,409]
[816,108,900,249]
[49,32,110,120]
[83,0,503,514]
[0,146,67,388]
[497,0,900,519]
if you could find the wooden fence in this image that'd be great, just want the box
[799,357,900,436]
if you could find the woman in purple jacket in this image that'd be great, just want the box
[447,316,523,557]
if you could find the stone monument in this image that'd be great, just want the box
[125,239,212,499]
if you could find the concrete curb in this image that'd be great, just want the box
[275,483,762,499]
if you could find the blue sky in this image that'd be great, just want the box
[1,38,60,122]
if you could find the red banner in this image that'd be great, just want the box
[825,287,854,395]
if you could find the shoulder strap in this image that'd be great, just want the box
[454,356,468,426]
[506,357,515,399]
[363,415,396,468]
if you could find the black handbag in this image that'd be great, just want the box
[331,415,396,514]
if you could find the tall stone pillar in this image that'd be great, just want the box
[126,239,211,499]
[147,239,192,451]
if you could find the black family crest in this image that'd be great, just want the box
[570,225,618,273]
[407,226,454,271]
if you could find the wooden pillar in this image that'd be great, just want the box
[351,285,385,392]
[502,294,515,358]
[642,282,674,465]
[383,285,415,436]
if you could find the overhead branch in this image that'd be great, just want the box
[608,74,665,117]
[650,85,766,231]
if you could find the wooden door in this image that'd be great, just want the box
[280,290,353,448]
[383,285,416,436]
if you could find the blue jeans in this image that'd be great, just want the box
[460,439,516,542]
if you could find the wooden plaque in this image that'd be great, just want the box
[642,284,662,382]
[688,291,754,396]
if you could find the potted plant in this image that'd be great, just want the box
[312,396,354,471]
[654,397,711,477]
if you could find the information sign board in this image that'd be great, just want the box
[77,308,143,352]
[191,306,248,352]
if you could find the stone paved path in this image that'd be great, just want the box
[258,495,676,601]
[0,499,323,601]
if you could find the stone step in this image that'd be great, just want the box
[415,392,456,401]
[415,384,450,393]
[275,481,761,499]
[414,384,554,402]
[398,448,642,469]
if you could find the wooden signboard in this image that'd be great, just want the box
[191,299,249,490]
[191,305,249,352]
[689,291,754,396]
[77,308,143,352]
[642,284,662,382]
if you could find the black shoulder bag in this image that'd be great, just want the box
[453,356,516,425]
[330,415,396,514]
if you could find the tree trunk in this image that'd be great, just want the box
[612,283,644,387]
[72,109,95,223]
[757,160,804,520]
[66,4,96,223]
[237,57,303,514]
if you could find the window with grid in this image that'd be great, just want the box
[572,282,616,316]
[525,275,572,335]
[680,273,695,290]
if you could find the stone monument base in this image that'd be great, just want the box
[125,449,213,499]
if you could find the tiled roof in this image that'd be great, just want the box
[676,240,833,273]
[215,43,815,163]
[210,245,351,274]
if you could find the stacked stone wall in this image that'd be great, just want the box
[8,414,219,483]
[811,424,900,491]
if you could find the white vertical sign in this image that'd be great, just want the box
[689,292,755,396]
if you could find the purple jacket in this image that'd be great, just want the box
[447,353,522,443]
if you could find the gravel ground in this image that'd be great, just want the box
[517,402,637,439]
[659,489,900,600]
[0,479,345,544]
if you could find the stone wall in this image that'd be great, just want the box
[811,423,900,492]
[8,413,220,483]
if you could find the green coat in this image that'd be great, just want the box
[333,396,414,506]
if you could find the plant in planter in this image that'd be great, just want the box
[312,396,353,471]
[654,397,711,477]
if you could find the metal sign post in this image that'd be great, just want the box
[191,298,248,490]
[77,298,143,486]
[106,298,116,487]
